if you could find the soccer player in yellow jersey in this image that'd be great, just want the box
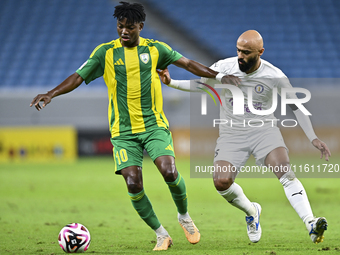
[30,1,239,251]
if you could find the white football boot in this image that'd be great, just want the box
[245,202,262,243]
[307,217,328,244]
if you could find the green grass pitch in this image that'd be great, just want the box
[1,156,340,254]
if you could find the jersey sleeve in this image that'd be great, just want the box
[276,75,298,99]
[76,45,106,85]
[154,42,183,70]
[209,59,224,72]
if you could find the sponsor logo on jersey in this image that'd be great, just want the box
[255,84,264,94]
[139,53,150,64]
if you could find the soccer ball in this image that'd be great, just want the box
[58,223,91,253]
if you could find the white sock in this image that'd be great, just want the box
[218,182,256,216]
[178,212,190,221]
[279,171,314,227]
[154,225,169,237]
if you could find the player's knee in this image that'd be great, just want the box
[125,174,143,193]
[121,167,143,193]
[126,182,143,194]
[162,166,177,182]
[157,158,177,182]
[213,178,233,191]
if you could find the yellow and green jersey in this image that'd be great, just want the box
[76,37,182,138]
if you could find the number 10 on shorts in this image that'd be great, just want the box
[115,149,128,165]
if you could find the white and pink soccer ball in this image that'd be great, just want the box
[58,223,91,253]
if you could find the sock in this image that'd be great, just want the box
[178,212,190,221]
[128,189,161,230]
[218,182,256,216]
[154,225,169,237]
[279,171,314,226]
[166,172,188,214]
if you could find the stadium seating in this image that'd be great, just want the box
[144,0,340,78]
[0,0,186,89]
[0,0,339,90]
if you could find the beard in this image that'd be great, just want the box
[238,56,258,72]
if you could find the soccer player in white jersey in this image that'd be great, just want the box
[157,30,331,244]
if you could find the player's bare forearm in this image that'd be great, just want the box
[48,73,83,98]
[173,57,240,85]
[30,73,84,111]
[173,57,218,78]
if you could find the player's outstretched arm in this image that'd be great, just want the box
[30,73,84,111]
[173,56,240,85]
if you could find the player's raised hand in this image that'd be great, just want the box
[312,139,331,161]
[221,75,241,86]
[30,93,52,111]
[157,68,171,85]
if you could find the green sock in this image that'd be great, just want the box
[128,189,161,230]
[166,172,188,214]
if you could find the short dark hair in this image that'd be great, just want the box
[113,1,146,24]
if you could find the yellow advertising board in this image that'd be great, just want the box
[0,126,77,162]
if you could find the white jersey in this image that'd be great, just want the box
[201,57,296,134]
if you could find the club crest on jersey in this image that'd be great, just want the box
[255,84,264,94]
[140,53,150,64]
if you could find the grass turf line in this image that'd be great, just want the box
[0,156,340,254]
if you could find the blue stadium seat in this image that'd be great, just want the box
[0,0,339,90]
[143,0,340,78]
[0,0,190,89]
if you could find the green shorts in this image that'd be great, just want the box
[110,128,175,174]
